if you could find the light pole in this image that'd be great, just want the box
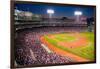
[74,11,82,23]
[47,9,54,23]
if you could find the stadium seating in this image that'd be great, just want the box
[15,26,86,66]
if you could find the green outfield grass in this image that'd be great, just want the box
[44,32,95,61]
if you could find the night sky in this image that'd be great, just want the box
[15,3,95,18]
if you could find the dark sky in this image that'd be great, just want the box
[15,3,95,18]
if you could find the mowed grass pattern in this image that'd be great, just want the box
[54,33,77,42]
[44,32,95,61]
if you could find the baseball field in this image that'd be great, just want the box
[40,32,95,62]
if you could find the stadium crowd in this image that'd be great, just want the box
[15,26,85,66]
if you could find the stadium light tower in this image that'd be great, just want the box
[74,11,82,23]
[47,9,54,18]
[47,9,54,23]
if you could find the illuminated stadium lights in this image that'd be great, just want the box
[47,9,54,18]
[74,11,82,16]
[74,11,82,23]
[47,9,54,14]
